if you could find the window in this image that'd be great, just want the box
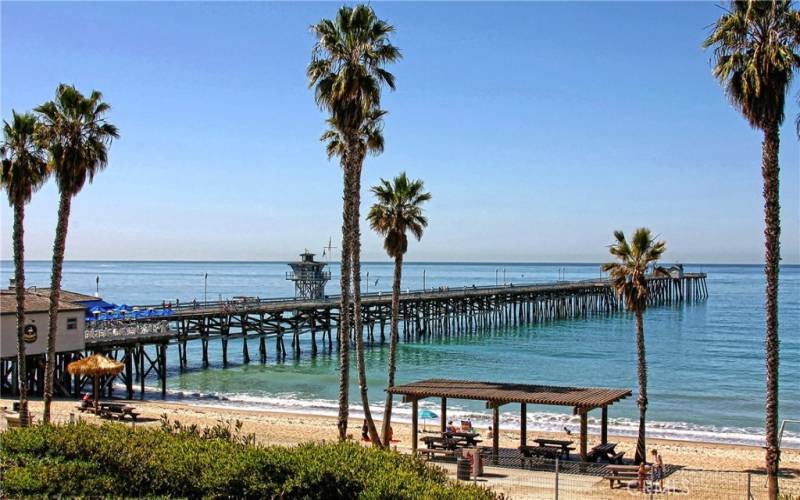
[67,318,77,330]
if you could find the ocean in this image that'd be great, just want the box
[2,260,798,448]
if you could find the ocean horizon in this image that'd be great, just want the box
[1,260,798,449]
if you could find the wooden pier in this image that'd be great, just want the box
[1,273,707,400]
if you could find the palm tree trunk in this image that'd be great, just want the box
[634,306,648,464]
[381,253,403,446]
[43,190,72,424]
[762,124,781,499]
[337,153,353,442]
[349,157,380,445]
[13,198,29,427]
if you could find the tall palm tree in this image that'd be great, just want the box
[704,2,799,494]
[35,84,118,423]
[602,228,666,464]
[367,172,430,447]
[309,4,400,442]
[320,109,387,445]
[1,111,50,427]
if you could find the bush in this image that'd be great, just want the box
[0,421,496,499]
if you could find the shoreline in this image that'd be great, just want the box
[5,397,799,474]
[123,383,800,450]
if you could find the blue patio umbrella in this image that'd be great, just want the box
[419,409,438,432]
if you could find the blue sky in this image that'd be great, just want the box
[1,1,798,264]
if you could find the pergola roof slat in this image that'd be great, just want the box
[387,379,631,408]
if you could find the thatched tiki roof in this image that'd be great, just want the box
[67,354,124,377]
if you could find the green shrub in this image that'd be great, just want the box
[0,422,496,499]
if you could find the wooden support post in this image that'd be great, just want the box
[242,315,250,364]
[201,329,209,368]
[311,315,318,356]
[579,408,588,461]
[160,343,167,399]
[139,345,145,398]
[492,403,500,464]
[440,397,447,433]
[259,334,267,363]
[601,405,608,445]
[520,403,527,447]
[412,399,419,455]
[125,348,133,399]
[222,335,229,368]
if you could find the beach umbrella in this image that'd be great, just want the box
[419,409,438,432]
[67,354,124,413]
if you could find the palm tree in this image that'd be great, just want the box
[35,84,118,423]
[309,4,400,443]
[320,109,387,445]
[602,228,666,464]
[704,2,799,494]
[1,111,50,427]
[367,172,431,447]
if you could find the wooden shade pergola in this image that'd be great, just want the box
[67,354,124,412]
[387,379,631,461]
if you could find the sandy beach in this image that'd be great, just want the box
[4,396,799,499]
[4,397,798,471]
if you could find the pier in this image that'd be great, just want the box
[1,273,707,400]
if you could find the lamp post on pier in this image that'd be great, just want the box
[95,275,100,297]
[204,273,208,306]
[495,268,499,286]
[503,268,506,285]
[366,271,370,294]
[423,269,426,291]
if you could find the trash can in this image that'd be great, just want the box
[456,457,471,481]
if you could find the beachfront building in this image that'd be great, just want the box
[286,250,331,299]
[0,285,96,396]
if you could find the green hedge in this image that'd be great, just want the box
[0,421,497,499]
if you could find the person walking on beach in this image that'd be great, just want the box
[651,449,665,491]
[361,419,370,442]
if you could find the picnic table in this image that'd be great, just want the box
[587,442,625,464]
[533,438,575,460]
[98,402,139,421]
[423,433,482,452]
[444,431,483,447]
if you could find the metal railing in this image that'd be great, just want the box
[116,273,706,319]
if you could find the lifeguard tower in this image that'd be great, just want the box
[286,250,331,299]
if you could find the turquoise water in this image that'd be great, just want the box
[2,261,798,447]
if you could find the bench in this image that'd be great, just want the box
[520,445,563,459]
[604,464,650,489]
[5,413,33,428]
[417,448,457,460]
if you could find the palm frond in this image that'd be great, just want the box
[34,84,118,196]
[366,172,431,258]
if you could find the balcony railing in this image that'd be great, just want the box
[286,271,331,281]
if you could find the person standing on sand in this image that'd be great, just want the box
[651,449,665,491]
[638,461,648,492]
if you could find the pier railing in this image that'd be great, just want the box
[123,273,707,318]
